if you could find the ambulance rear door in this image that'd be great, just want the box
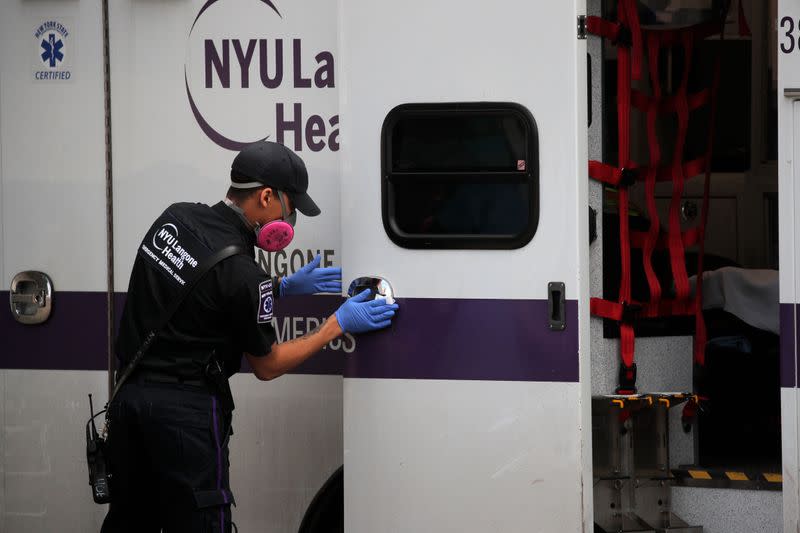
[779,0,800,529]
[339,1,592,530]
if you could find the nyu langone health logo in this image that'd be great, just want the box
[185,0,338,151]
[152,223,199,271]
[34,20,71,81]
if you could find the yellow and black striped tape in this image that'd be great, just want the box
[671,468,782,484]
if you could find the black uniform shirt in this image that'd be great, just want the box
[116,201,277,378]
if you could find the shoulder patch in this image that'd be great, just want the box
[257,279,274,323]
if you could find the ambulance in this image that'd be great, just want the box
[0,0,796,531]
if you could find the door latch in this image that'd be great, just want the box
[9,271,53,325]
[548,282,566,331]
[577,15,587,39]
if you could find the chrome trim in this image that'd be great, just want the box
[10,271,54,325]
[347,277,395,304]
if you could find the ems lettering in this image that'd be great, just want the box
[272,315,356,354]
[204,38,338,152]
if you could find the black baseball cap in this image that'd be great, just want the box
[230,141,321,216]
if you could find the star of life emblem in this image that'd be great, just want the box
[258,280,274,323]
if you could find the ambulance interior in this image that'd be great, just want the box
[589,0,781,531]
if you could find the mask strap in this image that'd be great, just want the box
[276,191,297,227]
[223,198,258,231]
[276,191,288,217]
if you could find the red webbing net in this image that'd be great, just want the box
[586,0,723,394]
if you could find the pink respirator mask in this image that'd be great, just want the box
[225,191,297,252]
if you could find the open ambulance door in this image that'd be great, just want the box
[780,0,800,529]
[339,1,592,530]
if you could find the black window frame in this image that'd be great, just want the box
[381,102,540,250]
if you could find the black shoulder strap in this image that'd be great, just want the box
[108,244,246,404]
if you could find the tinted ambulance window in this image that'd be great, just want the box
[382,103,538,249]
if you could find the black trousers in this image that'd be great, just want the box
[101,381,234,533]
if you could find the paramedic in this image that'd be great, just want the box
[101,141,398,533]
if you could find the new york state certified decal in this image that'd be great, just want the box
[33,19,74,81]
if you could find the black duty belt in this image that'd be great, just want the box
[131,370,207,388]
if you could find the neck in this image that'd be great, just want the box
[224,197,258,230]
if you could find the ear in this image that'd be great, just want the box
[258,187,274,208]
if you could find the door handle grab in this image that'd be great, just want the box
[9,271,53,325]
[548,282,566,331]
[347,276,395,304]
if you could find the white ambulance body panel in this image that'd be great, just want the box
[339,0,591,530]
[108,1,345,530]
[0,1,108,530]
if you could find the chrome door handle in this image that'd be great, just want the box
[347,276,395,304]
[9,271,53,324]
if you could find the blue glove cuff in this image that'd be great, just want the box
[279,276,289,297]
[334,308,347,334]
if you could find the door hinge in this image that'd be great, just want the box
[578,15,587,40]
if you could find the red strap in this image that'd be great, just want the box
[738,0,751,37]
[590,298,637,369]
[640,32,663,305]
[630,227,700,250]
[631,88,711,114]
[587,4,642,77]
[647,20,723,47]
[657,156,709,182]
[621,0,643,79]
[681,397,699,427]
[591,156,706,184]
[589,156,706,186]
[613,0,638,382]
[586,6,726,389]
[590,298,625,321]
[585,16,626,42]
[667,33,695,316]
[591,297,698,322]
[588,161,635,187]
[620,324,635,368]
[641,299,696,318]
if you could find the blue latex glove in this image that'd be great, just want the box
[335,289,399,334]
[280,254,342,296]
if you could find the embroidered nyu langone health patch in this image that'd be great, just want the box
[258,279,274,323]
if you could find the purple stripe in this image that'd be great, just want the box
[211,396,227,532]
[2,292,579,382]
[781,303,796,388]
[0,290,107,370]
[345,298,579,382]
[266,295,345,376]
[0,290,345,373]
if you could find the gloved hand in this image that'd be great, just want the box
[280,254,342,296]
[335,289,399,334]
